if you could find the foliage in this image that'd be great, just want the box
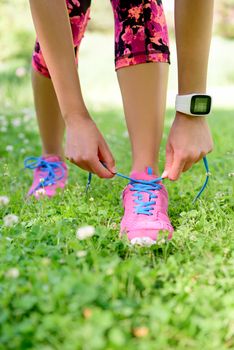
[0,104,234,350]
[0,1,234,349]
[215,0,234,39]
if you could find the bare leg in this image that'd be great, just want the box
[31,68,65,158]
[117,62,169,175]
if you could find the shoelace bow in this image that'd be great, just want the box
[24,156,65,193]
[24,156,210,211]
[86,157,210,215]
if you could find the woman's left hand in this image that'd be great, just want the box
[162,112,213,180]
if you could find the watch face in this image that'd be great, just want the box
[190,95,212,115]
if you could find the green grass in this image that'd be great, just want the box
[0,1,234,349]
[0,106,234,350]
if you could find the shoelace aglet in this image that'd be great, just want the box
[85,172,93,194]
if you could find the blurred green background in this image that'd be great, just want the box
[0,2,234,350]
[0,0,234,113]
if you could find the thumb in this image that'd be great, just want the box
[168,155,186,181]
[162,144,173,178]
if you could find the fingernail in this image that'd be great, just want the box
[111,167,117,174]
[162,170,168,178]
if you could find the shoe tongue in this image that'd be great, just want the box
[42,155,61,163]
[130,167,158,181]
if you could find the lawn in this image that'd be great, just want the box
[0,1,234,350]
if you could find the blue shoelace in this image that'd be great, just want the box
[24,156,210,213]
[86,157,210,215]
[24,156,65,193]
[129,178,162,215]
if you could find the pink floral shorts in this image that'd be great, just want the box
[32,0,170,78]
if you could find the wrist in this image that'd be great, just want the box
[63,109,91,126]
[176,111,206,120]
[175,112,208,125]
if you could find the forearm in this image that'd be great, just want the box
[175,0,214,94]
[29,0,88,122]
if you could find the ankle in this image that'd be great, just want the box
[131,163,159,176]
[42,153,65,161]
[42,150,65,161]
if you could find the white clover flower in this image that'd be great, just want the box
[76,225,95,240]
[15,67,26,77]
[215,192,225,198]
[0,196,10,206]
[228,172,234,177]
[76,250,87,258]
[23,139,29,144]
[20,148,26,154]
[6,145,14,152]
[35,188,46,196]
[189,235,197,242]
[110,222,118,229]
[19,133,25,139]
[3,214,19,227]
[157,238,166,245]
[5,268,20,278]
[89,197,94,202]
[12,118,21,127]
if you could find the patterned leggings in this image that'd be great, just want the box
[32,0,170,78]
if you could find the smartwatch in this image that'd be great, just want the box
[175,94,212,116]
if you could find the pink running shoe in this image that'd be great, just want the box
[24,155,68,199]
[120,167,174,246]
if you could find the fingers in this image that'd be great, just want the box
[182,160,194,173]
[168,151,207,180]
[98,141,116,174]
[67,156,92,173]
[91,155,116,178]
[194,151,207,164]
[162,144,173,178]
[68,154,114,179]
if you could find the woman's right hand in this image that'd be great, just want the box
[65,116,116,179]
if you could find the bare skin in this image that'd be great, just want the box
[163,0,214,180]
[29,0,214,181]
[117,62,168,175]
[29,0,115,179]
[31,69,65,158]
